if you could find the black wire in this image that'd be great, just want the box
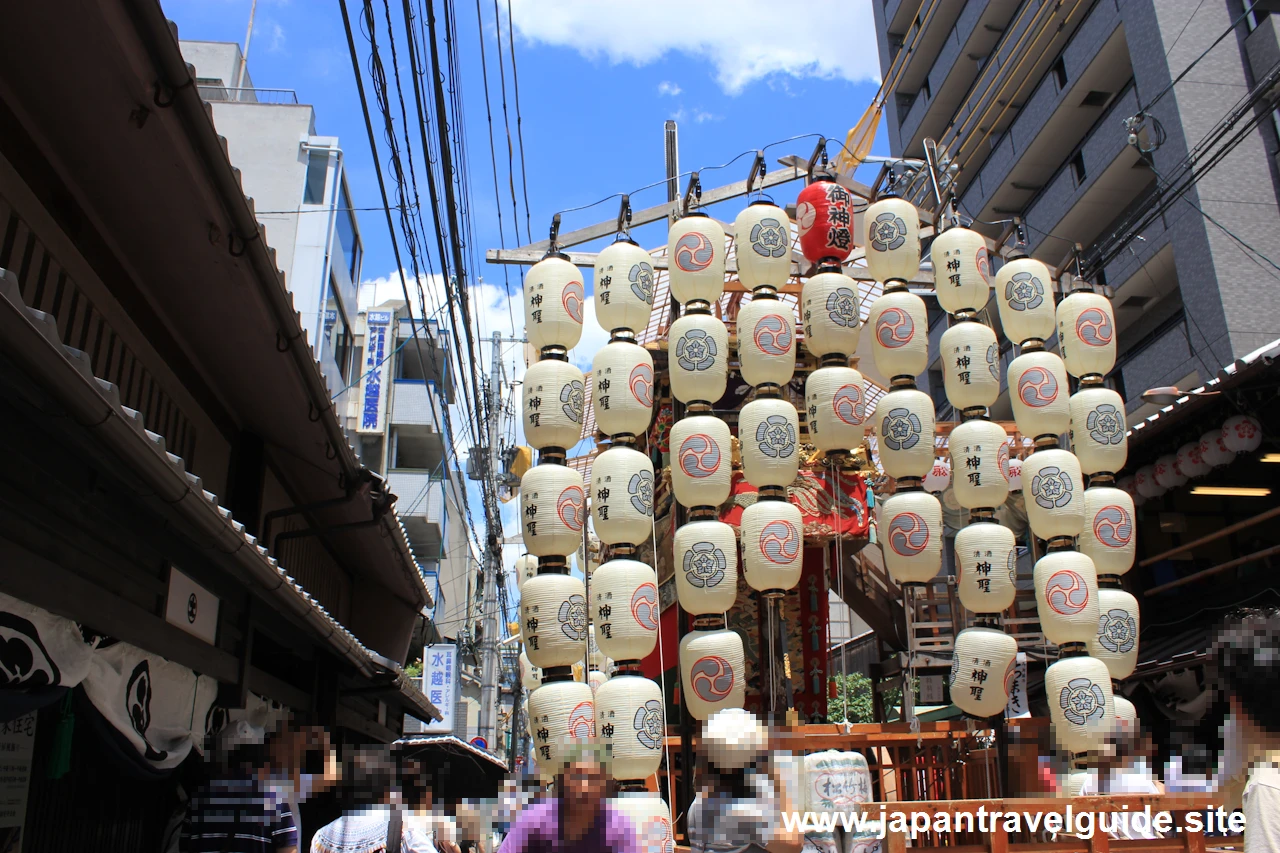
[472,0,518,338]
[503,0,533,247]
[1137,4,1252,115]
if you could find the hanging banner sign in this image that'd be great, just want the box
[421,644,457,734]
[360,311,393,433]
[1005,652,1030,719]
[0,712,36,850]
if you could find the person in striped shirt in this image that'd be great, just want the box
[181,720,300,853]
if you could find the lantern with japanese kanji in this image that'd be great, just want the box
[956,522,1018,614]
[941,320,1000,413]
[592,559,659,662]
[595,238,655,336]
[520,464,586,557]
[950,627,1018,719]
[526,255,586,353]
[595,675,664,781]
[522,357,585,453]
[806,367,867,454]
[948,418,1010,510]
[592,341,655,440]
[522,572,590,668]
[528,678,595,778]
[931,225,992,315]
[590,447,654,546]
[797,178,856,266]
[801,270,861,360]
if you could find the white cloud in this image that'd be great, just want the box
[266,21,286,54]
[657,81,682,97]
[693,109,718,123]
[505,0,879,93]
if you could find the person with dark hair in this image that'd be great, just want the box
[496,743,637,853]
[180,720,299,853]
[309,746,442,853]
[1212,607,1280,851]
[686,709,801,853]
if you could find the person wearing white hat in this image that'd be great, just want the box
[686,709,801,853]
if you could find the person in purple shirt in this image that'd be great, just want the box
[498,744,638,853]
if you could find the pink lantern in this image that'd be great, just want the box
[795,178,855,265]
[1176,442,1211,479]
[1222,415,1263,454]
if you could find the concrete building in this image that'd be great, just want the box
[348,300,480,737]
[179,41,364,411]
[873,0,1280,422]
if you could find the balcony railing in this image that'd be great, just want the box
[197,86,301,105]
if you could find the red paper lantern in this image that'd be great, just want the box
[796,178,855,265]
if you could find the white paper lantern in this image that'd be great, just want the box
[948,419,1010,509]
[1079,487,1136,577]
[1069,387,1128,476]
[521,650,542,691]
[881,490,943,584]
[1134,466,1164,499]
[671,416,732,509]
[931,225,993,315]
[1114,696,1138,733]
[589,670,610,692]
[955,522,1018,613]
[1116,476,1139,503]
[591,447,654,546]
[864,196,920,285]
[674,521,739,614]
[740,501,804,592]
[1045,655,1115,754]
[1023,449,1085,540]
[1033,550,1100,646]
[1091,588,1140,680]
[1222,415,1264,453]
[800,270,861,359]
[522,359,585,450]
[1056,290,1117,379]
[670,313,729,405]
[611,793,675,853]
[735,202,792,291]
[592,341,655,439]
[739,398,801,488]
[595,239,656,335]
[526,256,585,352]
[875,389,936,480]
[868,291,928,380]
[595,675,664,781]
[802,751,873,811]
[591,559,659,661]
[736,296,797,387]
[995,256,1056,345]
[806,367,867,453]
[1008,350,1070,440]
[520,464,585,557]
[1199,430,1234,468]
[940,321,999,411]
[528,679,595,777]
[522,573,589,668]
[950,627,1018,719]
[1176,441,1211,479]
[1008,456,1023,491]
[679,629,745,720]
[515,554,539,593]
[668,214,726,306]
[1153,454,1187,490]
[923,458,951,493]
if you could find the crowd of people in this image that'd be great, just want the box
[175,607,1280,853]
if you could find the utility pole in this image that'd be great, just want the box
[477,331,523,753]
[234,0,258,101]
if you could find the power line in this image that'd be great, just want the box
[502,0,533,246]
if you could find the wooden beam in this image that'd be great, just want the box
[519,164,807,254]
[1144,543,1280,596]
[1138,504,1280,567]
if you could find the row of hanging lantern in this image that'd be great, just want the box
[726,180,807,718]
[587,233,669,813]
[931,211,1020,721]
[995,241,1121,757]
[665,196,746,722]
[1126,413,1264,500]
[519,252,595,779]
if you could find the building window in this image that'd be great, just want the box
[1053,57,1068,91]
[1070,151,1087,186]
[303,149,330,205]
[325,276,353,382]
[336,182,362,281]
[1245,0,1269,33]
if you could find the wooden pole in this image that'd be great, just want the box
[1138,504,1280,567]
[1144,542,1280,596]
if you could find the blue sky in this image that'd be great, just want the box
[162,0,890,608]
